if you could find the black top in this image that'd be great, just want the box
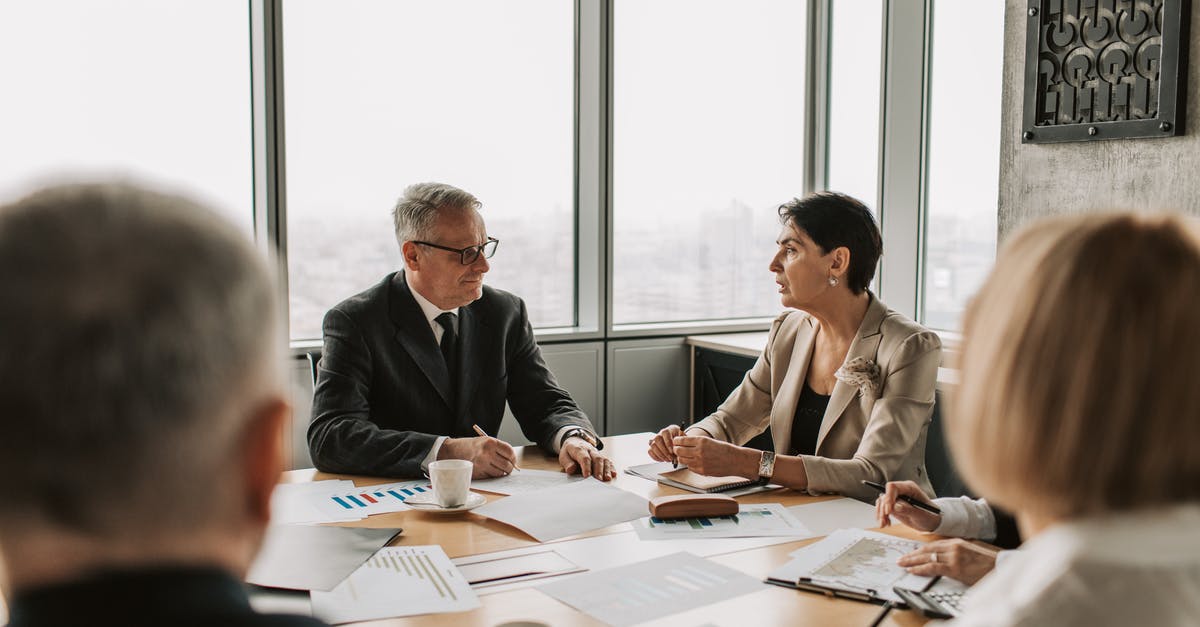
[5,566,328,627]
[789,382,830,456]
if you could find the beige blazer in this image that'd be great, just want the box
[691,295,941,501]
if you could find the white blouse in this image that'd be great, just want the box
[939,504,1200,627]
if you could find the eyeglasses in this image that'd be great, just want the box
[414,237,500,265]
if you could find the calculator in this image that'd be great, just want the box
[893,586,965,619]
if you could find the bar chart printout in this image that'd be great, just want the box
[313,480,433,518]
[310,546,479,624]
[537,551,764,627]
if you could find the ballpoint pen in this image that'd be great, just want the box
[472,424,520,472]
[861,480,941,515]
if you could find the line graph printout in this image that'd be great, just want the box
[538,552,763,627]
[310,546,479,624]
[767,528,932,603]
[632,503,813,540]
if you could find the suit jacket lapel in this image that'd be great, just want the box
[453,305,490,424]
[389,273,453,409]
[815,295,887,452]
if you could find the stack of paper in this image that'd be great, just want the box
[471,468,585,495]
[310,546,479,624]
[247,525,401,591]
[767,528,932,603]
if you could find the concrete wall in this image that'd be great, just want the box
[998,1,1200,238]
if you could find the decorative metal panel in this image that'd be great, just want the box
[1022,0,1189,143]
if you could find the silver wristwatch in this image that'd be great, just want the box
[757,450,776,485]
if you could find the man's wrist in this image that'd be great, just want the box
[559,427,599,449]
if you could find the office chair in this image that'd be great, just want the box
[306,351,321,388]
[924,391,970,498]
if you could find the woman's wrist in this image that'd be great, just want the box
[743,447,763,480]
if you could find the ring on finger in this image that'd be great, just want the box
[930,553,938,564]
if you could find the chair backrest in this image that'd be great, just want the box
[306,351,321,389]
[925,390,971,498]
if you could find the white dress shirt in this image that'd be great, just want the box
[408,286,576,473]
[937,503,1200,626]
[933,496,998,541]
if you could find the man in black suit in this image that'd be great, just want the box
[308,182,613,480]
[0,183,326,626]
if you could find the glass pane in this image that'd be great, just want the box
[922,0,1004,331]
[283,0,574,340]
[612,0,807,325]
[0,1,253,233]
[826,0,884,210]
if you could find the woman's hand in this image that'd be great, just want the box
[875,480,941,531]
[647,425,684,463]
[897,538,999,585]
[672,435,757,478]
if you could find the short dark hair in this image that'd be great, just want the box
[778,192,882,294]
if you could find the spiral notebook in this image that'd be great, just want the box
[656,467,763,494]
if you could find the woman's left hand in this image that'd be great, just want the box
[672,435,756,478]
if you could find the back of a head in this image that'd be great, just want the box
[0,182,278,540]
[951,212,1200,521]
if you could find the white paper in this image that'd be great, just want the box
[313,480,434,518]
[633,503,813,540]
[538,552,764,627]
[473,477,648,542]
[769,528,932,603]
[470,468,585,495]
[451,531,797,596]
[309,546,479,624]
[246,525,400,591]
[454,550,584,588]
[624,460,675,481]
[787,497,878,540]
[270,480,362,525]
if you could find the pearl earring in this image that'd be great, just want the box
[828,276,839,287]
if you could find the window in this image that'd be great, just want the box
[283,0,575,340]
[921,1,1004,331]
[825,0,884,211]
[0,1,253,234]
[611,0,808,326]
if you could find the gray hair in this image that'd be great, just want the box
[0,182,278,537]
[392,182,481,245]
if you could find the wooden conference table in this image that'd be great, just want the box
[283,433,934,627]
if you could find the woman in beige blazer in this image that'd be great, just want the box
[649,192,940,501]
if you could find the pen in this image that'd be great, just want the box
[472,424,520,472]
[861,480,941,515]
[662,426,678,469]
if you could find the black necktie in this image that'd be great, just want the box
[435,312,458,377]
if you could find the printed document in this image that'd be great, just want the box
[632,503,813,540]
[473,477,648,542]
[309,546,479,624]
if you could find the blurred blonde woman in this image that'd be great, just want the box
[942,213,1200,626]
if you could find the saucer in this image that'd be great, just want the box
[405,491,487,513]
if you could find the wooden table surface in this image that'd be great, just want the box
[282,432,935,627]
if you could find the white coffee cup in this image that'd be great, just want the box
[429,459,473,508]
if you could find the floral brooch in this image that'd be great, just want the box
[834,356,881,396]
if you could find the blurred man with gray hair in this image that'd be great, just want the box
[309,182,613,480]
[0,182,327,627]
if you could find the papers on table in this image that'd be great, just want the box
[473,477,648,542]
[786,497,879,539]
[538,552,764,627]
[270,480,360,524]
[246,525,401,591]
[455,549,584,588]
[315,479,433,518]
[625,461,675,481]
[768,528,932,604]
[632,503,812,540]
[270,479,434,524]
[310,546,479,624]
[470,468,585,495]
